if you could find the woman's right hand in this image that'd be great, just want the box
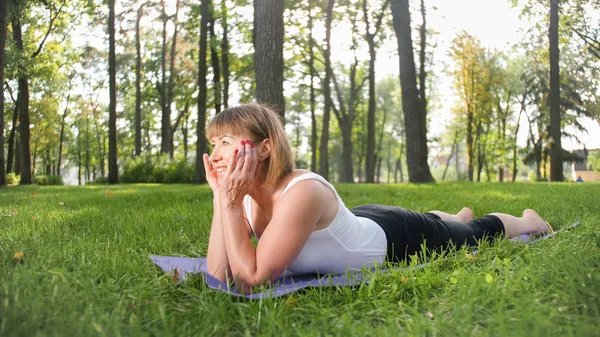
[203,153,220,192]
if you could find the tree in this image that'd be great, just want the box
[549,0,563,181]
[0,0,7,186]
[195,0,209,184]
[108,0,119,184]
[363,0,389,183]
[254,0,285,119]
[318,0,335,180]
[390,0,434,183]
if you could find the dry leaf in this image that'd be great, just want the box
[171,268,180,282]
[144,299,150,304]
[105,189,112,197]
[33,191,38,198]
[12,209,18,215]
[401,275,408,283]
[13,252,24,260]
[426,311,434,319]
[32,217,36,221]
[58,202,65,206]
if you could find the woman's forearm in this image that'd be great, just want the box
[206,196,231,282]
[220,197,264,291]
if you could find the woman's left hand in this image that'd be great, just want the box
[219,139,259,205]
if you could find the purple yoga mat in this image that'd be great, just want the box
[150,221,579,299]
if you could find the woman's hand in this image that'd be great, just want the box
[203,153,220,193]
[219,139,258,205]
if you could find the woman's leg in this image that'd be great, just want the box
[427,207,473,223]
[490,209,551,238]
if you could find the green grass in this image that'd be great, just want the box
[1,182,599,337]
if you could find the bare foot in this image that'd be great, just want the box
[522,209,552,235]
[456,207,474,223]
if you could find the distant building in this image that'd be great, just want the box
[572,148,600,182]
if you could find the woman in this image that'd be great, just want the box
[203,103,551,293]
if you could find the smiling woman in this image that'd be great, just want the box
[202,103,553,294]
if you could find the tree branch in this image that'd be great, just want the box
[32,1,65,58]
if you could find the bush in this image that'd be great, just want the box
[89,176,108,185]
[6,173,20,186]
[34,175,64,186]
[121,155,194,184]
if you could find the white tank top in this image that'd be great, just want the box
[243,173,387,274]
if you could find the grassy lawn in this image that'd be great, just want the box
[1,182,599,336]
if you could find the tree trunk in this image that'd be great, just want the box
[11,6,32,184]
[135,3,145,157]
[254,0,285,119]
[318,0,334,180]
[94,117,105,177]
[340,123,354,183]
[209,4,221,114]
[221,0,229,109]
[195,0,209,184]
[160,0,180,157]
[549,0,563,181]
[442,131,458,180]
[418,0,427,115]
[6,103,18,174]
[512,100,525,182]
[364,1,376,183]
[57,95,69,176]
[0,0,6,186]
[390,0,434,183]
[308,7,317,173]
[85,117,91,183]
[108,0,119,184]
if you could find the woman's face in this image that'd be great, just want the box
[209,133,254,176]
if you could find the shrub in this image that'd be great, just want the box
[89,176,108,185]
[121,154,194,183]
[34,175,64,186]
[6,173,20,186]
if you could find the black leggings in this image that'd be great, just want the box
[350,205,505,263]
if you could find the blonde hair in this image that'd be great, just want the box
[205,103,295,188]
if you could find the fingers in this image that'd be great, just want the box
[202,153,212,172]
[242,140,258,175]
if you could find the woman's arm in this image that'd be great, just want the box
[220,180,326,293]
[206,196,230,282]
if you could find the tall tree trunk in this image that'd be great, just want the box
[318,0,335,180]
[195,0,209,184]
[549,0,563,181]
[85,117,91,183]
[160,0,180,157]
[308,6,317,173]
[11,4,32,184]
[15,135,22,175]
[6,103,18,174]
[455,141,460,180]
[57,95,70,176]
[442,131,458,180]
[340,122,353,182]
[466,110,474,181]
[221,0,229,109]
[108,0,119,184]
[254,0,285,119]
[390,0,434,183]
[0,0,6,186]
[418,0,427,115]
[209,4,221,114]
[135,3,145,157]
[363,0,389,183]
[512,99,525,182]
[94,117,105,177]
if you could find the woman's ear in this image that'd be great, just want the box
[258,139,271,161]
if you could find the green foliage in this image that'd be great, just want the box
[5,173,20,186]
[33,175,64,186]
[1,183,599,335]
[588,151,600,172]
[120,155,194,184]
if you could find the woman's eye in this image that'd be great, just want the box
[222,141,230,146]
